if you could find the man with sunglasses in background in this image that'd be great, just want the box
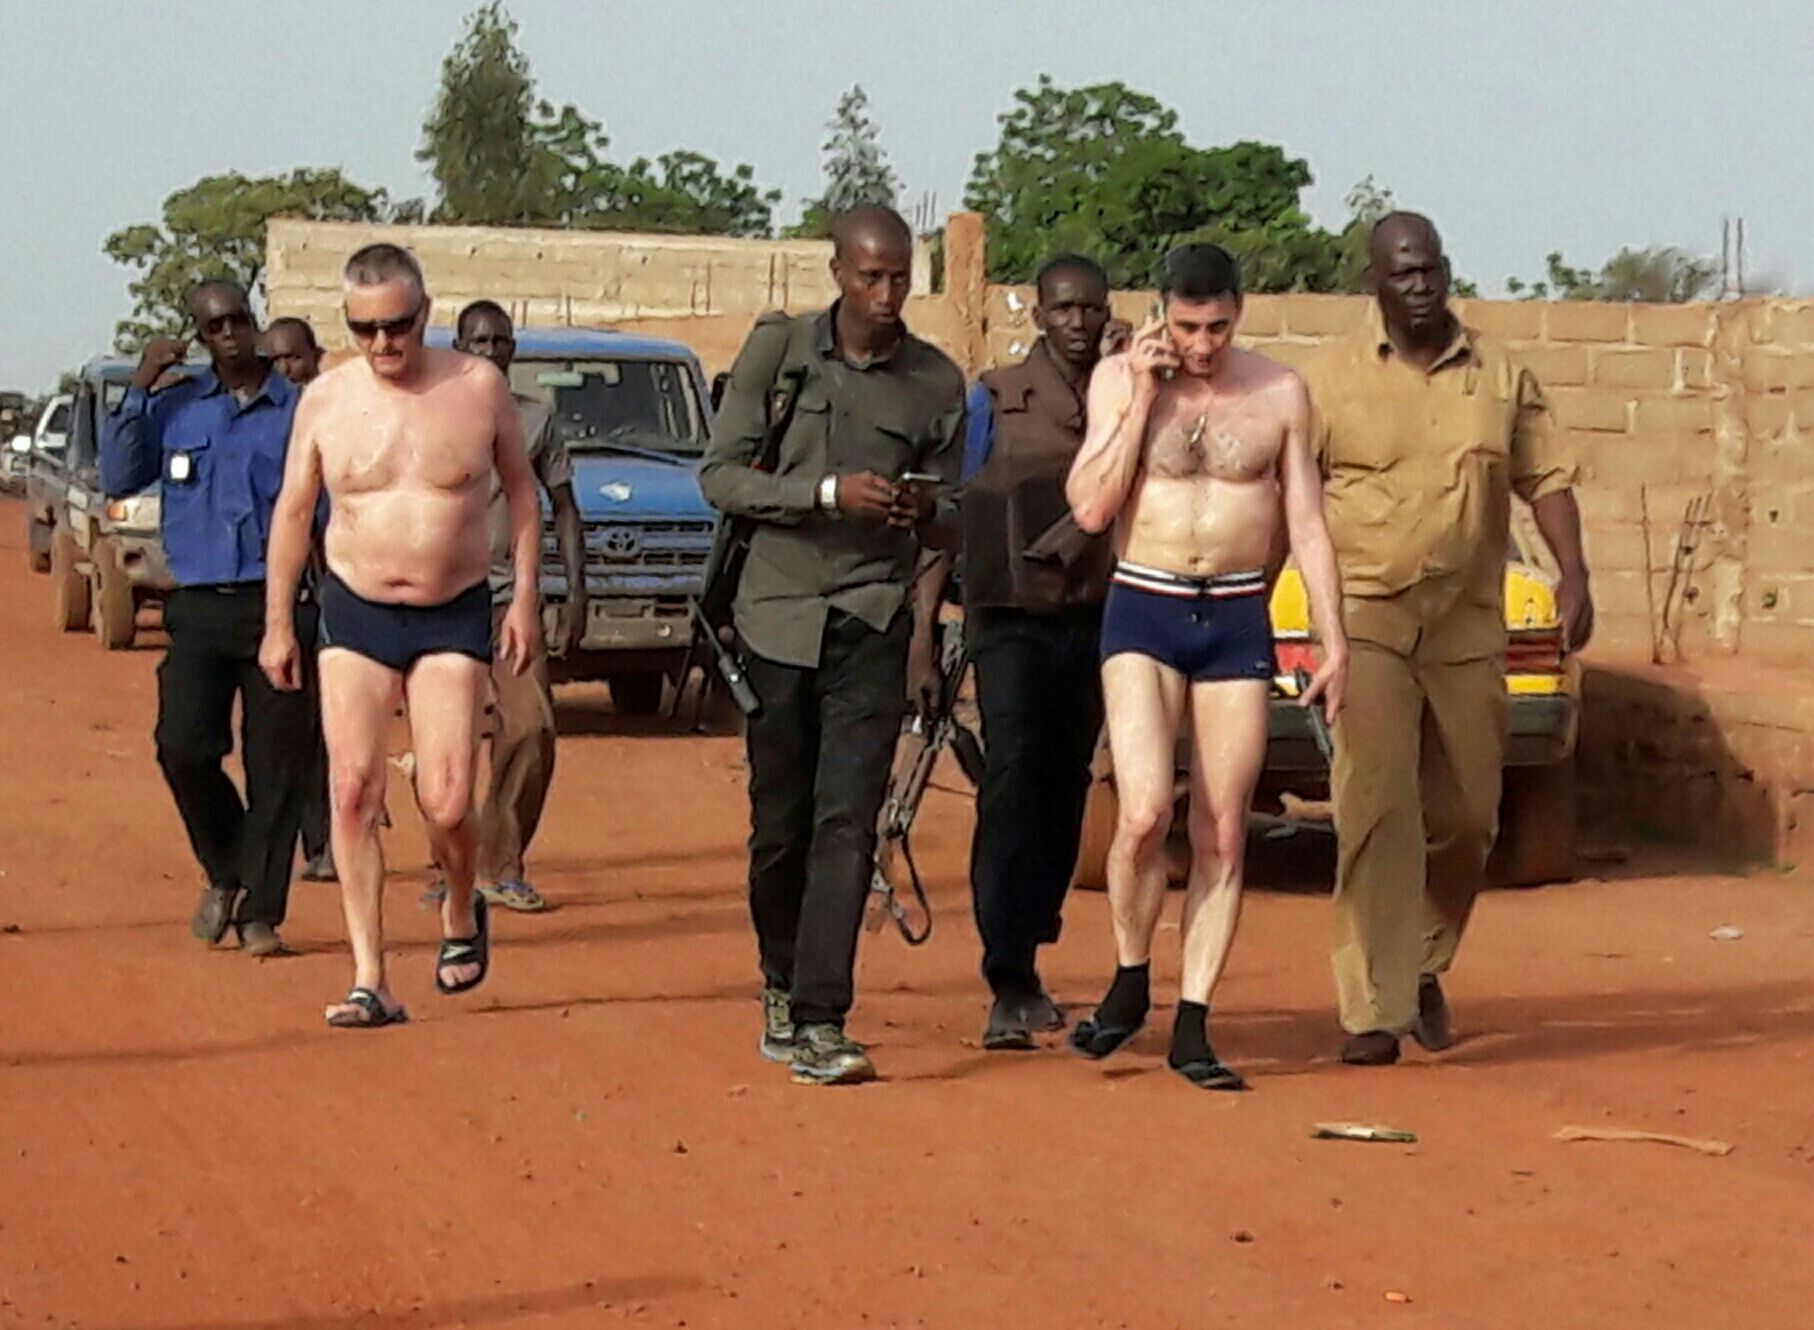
[101,280,315,958]
[259,244,542,1029]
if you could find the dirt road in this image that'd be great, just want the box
[2,495,1811,1330]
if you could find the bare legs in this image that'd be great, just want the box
[319,648,486,1023]
[1098,657,1267,991]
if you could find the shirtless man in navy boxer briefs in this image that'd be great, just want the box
[1063,243,1349,1089]
[259,242,542,1029]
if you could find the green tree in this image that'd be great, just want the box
[417,2,566,223]
[788,84,900,239]
[558,142,779,237]
[102,169,408,349]
[1506,246,1716,303]
[964,78,1329,289]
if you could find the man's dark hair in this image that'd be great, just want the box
[829,204,912,259]
[266,316,319,350]
[1035,253,1109,300]
[1157,243,1242,303]
[456,299,511,339]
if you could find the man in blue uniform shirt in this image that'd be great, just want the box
[102,280,316,957]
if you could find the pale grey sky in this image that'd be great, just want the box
[3,0,1811,391]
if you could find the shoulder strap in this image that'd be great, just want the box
[754,313,816,472]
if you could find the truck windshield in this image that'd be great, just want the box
[511,358,705,457]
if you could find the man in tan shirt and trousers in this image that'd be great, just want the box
[1305,213,1595,1065]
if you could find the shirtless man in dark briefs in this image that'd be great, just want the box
[1063,244,1349,1089]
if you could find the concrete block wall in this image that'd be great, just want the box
[270,211,1814,668]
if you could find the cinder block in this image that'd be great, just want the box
[1630,303,1717,347]
[1750,302,1814,348]
[1634,397,1716,435]
[1737,620,1814,664]
[1551,390,1630,433]
[1543,301,1631,343]
[1585,567,1665,620]
[1592,348,1677,390]
[1281,295,1366,338]
[1459,300,1542,340]
[1677,349,1714,391]
[1577,433,1678,486]
[1517,344,1590,387]
[1743,349,1814,393]
[1240,296,1284,337]
[1746,524,1814,576]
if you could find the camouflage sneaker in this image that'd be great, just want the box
[760,987,795,1063]
[789,1022,876,1086]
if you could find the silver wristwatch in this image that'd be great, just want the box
[817,473,839,514]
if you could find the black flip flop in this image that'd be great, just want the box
[1067,1014,1143,1060]
[434,893,491,996]
[1171,1058,1249,1091]
[326,987,409,1029]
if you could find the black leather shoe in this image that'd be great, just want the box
[1340,1030,1401,1065]
[1016,988,1065,1033]
[982,995,1035,1051]
[191,887,238,945]
[237,921,286,957]
[1410,974,1454,1051]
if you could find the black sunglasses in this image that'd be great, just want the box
[200,310,254,336]
[346,304,423,340]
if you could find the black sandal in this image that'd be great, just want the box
[1171,1057,1249,1091]
[1067,1014,1143,1060]
[434,893,491,996]
[326,987,409,1029]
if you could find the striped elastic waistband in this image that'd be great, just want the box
[1110,561,1268,599]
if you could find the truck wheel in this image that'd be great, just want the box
[610,673,665,717]
[92,539,137,650]
[28,516,52,574]
[1071,776,1118,892]
[51,528,89,632]
[1490,758,1578,888]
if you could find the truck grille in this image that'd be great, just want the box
[542,520,714,589]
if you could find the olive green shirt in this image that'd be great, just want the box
[700,305,966,668]
[1304,302,1578,656]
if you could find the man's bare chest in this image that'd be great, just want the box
[1143,393,1281,482]
[323,392,495,495]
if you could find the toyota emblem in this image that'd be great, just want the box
[601,527,641,558]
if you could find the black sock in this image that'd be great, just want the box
[1169,1000,1214,1067]
[1094,963,1150,1029]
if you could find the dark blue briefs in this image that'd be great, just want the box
[318,572,492,674]
[1099,561,1274,683]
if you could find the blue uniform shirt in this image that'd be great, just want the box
[961,380,995,483]
[101,367,299,588]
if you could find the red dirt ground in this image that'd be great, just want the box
[2,494,1811,1330]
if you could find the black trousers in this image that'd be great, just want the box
[743,611,908,1027]
[299,612,332,862]
[155,584,317,928]
[968,604,1105,997]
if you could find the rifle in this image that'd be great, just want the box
[865,613,985,946]
[673,353,808,726]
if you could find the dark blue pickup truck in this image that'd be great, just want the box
[427,326,717,714]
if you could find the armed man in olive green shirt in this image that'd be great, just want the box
[1304,213,1594,1067]
[700,206,965,1087]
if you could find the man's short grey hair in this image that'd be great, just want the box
[342,242,425,298]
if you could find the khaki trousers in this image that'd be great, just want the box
[1330,583,1507,1034]
[476,608,557,885]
